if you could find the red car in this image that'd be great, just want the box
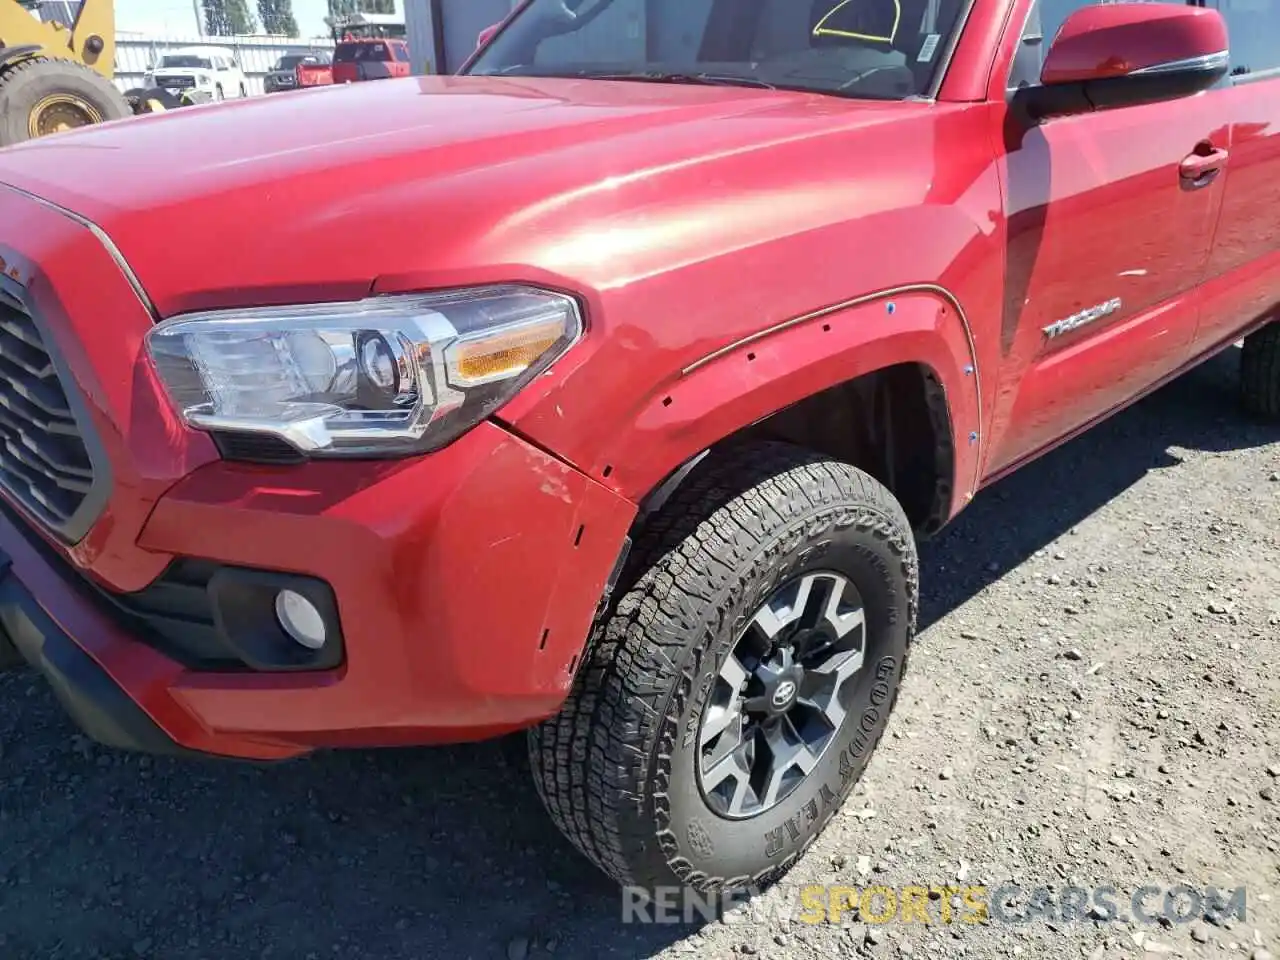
[263,52,333,94]
[330,37,411,84]
[0,0,1277,893]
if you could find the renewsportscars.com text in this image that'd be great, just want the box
[622,883,1249,927]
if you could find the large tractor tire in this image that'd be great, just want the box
[0,56,131,147]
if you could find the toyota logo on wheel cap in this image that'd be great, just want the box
[771,680,797,708]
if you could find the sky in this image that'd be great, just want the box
[116,0,334,38]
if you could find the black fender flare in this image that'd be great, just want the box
[0,46,43,72]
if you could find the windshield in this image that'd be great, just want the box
[159,55,214,69]
[274,54,326,70]
[334,42,391,62]
[465,0,969,100]
[23,0,82,25]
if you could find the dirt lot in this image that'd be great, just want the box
[0,347,1277,960]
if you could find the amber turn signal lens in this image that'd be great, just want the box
[447,317,565,386]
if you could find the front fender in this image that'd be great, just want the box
[584,286,983,522]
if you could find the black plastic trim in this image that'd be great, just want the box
[212,430,306,465]
[0,545,202,756]
[208,567,345,673]
[0,496,342,674]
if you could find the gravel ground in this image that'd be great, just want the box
[0,347,1277,960]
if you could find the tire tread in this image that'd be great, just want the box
[1242,323,1280,419]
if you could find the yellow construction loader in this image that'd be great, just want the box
[0,0,187,147]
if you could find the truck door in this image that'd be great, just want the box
[983,0,1231,478]
[1187,0,1280,354]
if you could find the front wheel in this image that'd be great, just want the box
[215,84,224,101]
[529,442,919,891]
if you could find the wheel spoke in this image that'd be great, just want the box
[702,742,755,817]
[810,645,865,682]
[821,578,865,638]
[760,717,820,807]
[718,652,750,691]
[700,699,743,749]
[806,647,865,729]
[753,574,819,640]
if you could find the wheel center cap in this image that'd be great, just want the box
[771,679,797,709]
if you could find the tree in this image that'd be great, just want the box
[204,0,257,35]
[258,0,300,37]
[202,0,226,34]
[225,0,258,34]
[326,0,357,34]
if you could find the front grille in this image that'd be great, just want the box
[0,297,96,537]
[159,76,196,89]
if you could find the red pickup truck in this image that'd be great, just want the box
[330,37,412,84]
[0,0,1276,895]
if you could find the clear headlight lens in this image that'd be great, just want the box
[145,285,582,458]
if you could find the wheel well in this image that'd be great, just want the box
[642,363,956,538]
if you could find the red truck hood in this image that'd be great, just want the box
[0,75,911,316]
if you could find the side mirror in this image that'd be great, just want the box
[1019,4,1229,120]
[478,23,501,49]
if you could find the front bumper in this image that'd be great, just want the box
[0,184,637,761]
[0,544,206,757]
[0,420,635,759]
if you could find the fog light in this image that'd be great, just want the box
[274,590,327,650]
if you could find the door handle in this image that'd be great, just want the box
[1179,146,1229,189]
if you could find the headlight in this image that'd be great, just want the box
[197,75,212,86]
[145,285,582,458]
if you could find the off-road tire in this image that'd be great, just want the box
[1241,323,1280,419]
[529,442,919,892]
[0,57,131,147]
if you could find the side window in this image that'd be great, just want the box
[1216,0,1280,79]
[1008,0,1200,90]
